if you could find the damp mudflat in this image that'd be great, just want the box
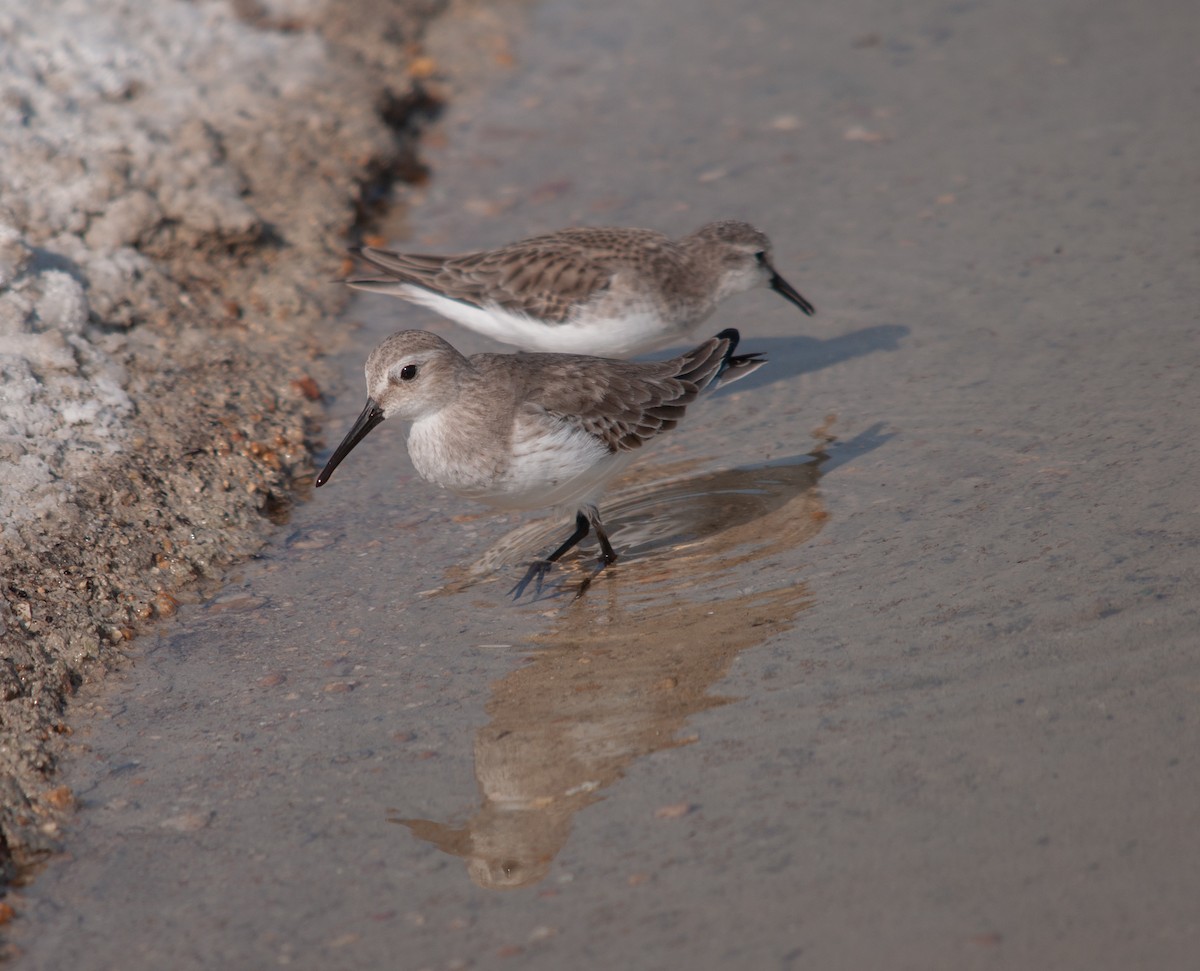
[11,0,1200,967]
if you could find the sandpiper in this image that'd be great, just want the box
[346,220,814,357]
[315,328,764,597]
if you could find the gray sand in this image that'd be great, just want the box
[7,0,1200,967]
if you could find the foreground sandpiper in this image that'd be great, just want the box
[315,328,765,597]
[347,220,814,357]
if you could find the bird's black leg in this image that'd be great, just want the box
[509,511,591,599]
[569,506,620,601]
[587,507,618,565]
[545,511,593,564]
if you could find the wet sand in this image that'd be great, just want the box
[9,0,1200,967]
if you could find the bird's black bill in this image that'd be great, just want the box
[315,398,384,487]
[770,271,816,316]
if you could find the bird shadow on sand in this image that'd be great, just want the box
[704,323,908,394]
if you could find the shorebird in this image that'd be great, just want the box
[315,328,765,597]
[346,220,813,357]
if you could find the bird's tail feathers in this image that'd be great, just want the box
[709,328,767,389]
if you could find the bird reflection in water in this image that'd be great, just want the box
[392,441,833,889]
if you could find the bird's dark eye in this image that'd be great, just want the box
[754,250,767,264]
[400,364,418,381]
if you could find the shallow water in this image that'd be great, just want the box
[12,0,1200,967]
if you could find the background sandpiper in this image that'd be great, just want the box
[346,220,814,358]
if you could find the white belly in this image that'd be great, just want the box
[407,412,633,512]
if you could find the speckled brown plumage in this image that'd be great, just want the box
[347,221,814,357]
[520,334,730,452]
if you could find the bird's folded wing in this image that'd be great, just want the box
[525,336,729,452]
[354,242,616,323]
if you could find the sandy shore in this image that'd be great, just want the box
[0,0,443,882]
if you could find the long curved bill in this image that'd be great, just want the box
[769,268,816,316]
[315,398,385,487]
